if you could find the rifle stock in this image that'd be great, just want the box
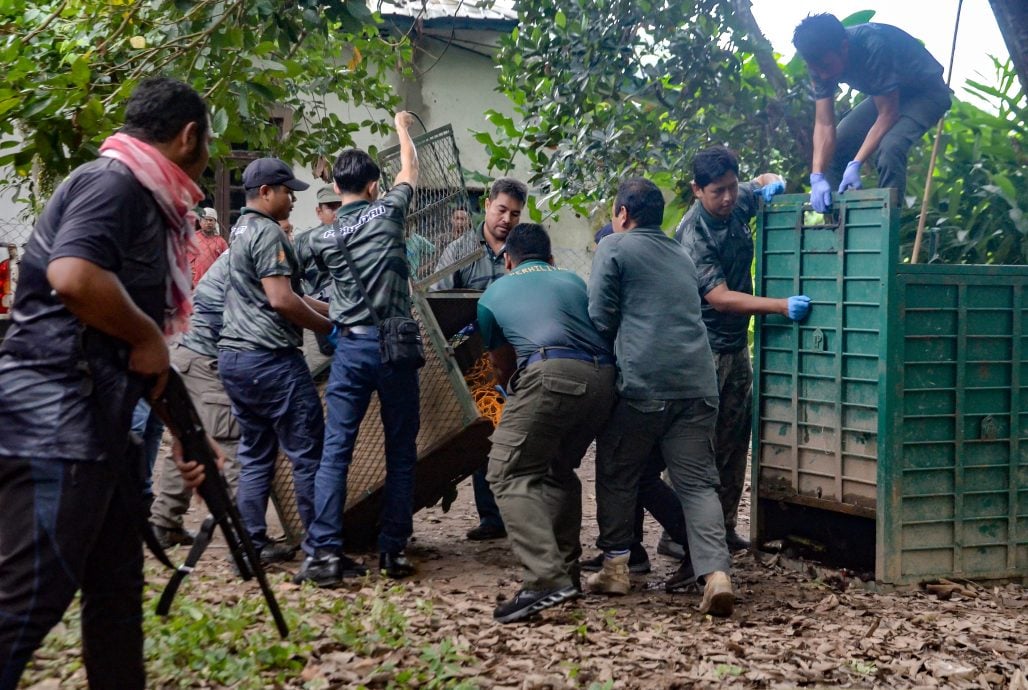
[149,367,289,638]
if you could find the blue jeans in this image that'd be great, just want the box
[305,333,420,556]
[218,349,323,551]
[130,400,164,497]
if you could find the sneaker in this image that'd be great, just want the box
[151,523,195,549]
[726,530,751,553]
[665,559,697,592]
[698,571,734,617]
[657,531,686,560]
[259,542,297,566]
[379,551,416,579]
[585,553,630,595]
[294,551,368,587]
[493,585,581,623]
[466,523,507,541]
[580,544,651,574]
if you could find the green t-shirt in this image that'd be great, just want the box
[181,251,229,358]
[218,208,304,352]
[311,184,414,326]
[293,223,333,300]
[477,260,611,366]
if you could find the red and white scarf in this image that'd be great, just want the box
[100,132,203,335]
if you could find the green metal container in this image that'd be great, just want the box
[753,188,1028,584]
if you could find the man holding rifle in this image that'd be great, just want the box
[0,78,217,690]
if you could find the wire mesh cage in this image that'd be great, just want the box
[378,125,480,291]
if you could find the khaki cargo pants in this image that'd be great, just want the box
[150,342,241,530]
[487,358,616,591]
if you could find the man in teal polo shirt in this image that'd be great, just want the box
[479,223,616,623]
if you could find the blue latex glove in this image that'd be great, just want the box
[326,324,340,348]
[759,179,785,203]
[787,295,811,321]
[809,173,832,212]
[838,160,863,193]
[494,384,508,400]
[456,321,478,337]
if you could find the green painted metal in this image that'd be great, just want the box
[752,188,1028,584]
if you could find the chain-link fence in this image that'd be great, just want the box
[0,218,33,250]
[378,125,477,291]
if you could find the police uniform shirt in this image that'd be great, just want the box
[0,158,167,460]
[433,223,506,291]
[181,251,230,358]
[811,23,947,100]
[676,180,758,354]
[311,183,413,326]
[218,208,304,352]
[588,226,718,401]
[477,260,611,366]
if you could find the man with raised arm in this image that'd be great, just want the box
[296,112,423,585]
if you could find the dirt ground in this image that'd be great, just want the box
[21,445,1028,689]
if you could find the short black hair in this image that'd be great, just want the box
[333,149,380,194]
[615,177,664,228]
[692,146,740,188]
[120,77,208,145]
[793,13,847,63]
[488,177,528,204]
[505,223,551,265]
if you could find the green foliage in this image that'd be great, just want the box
[903,58,1027,264]
[0,0,411,204]
[20,576,479,689]
[475,0,817,217]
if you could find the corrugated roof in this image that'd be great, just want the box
[376,0,517,23]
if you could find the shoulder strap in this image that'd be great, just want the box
[332,217,381,327]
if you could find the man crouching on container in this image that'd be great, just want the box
[479,223,616,623]
[587,177,734,616]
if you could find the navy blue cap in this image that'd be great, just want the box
[242,158,310,191]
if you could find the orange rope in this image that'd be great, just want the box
[464,354,504,425]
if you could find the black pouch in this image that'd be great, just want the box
[379,316,425,369]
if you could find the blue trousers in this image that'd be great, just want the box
[218,349,323,550]
[305,333,420,556]
[130,400,164,498]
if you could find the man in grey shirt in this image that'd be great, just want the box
[587,177,734,617]
[218,157,332,564]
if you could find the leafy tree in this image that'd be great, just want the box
[473,0,820,223]
[903,58,1027,264]
[0,0,412,204]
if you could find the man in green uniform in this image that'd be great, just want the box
[294,185,342,301]
[149,251,242,546]
[587,177,734,617]
[295,112,422,585]
[478,223,616,623]
[675,146,809,557]
[433,177,529,543]
[218,158,333,564]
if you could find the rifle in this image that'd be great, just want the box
[148,367,289,638]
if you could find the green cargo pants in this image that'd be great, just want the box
[487,358,616,591]
[150,342,240,530]
[713,348,752,532]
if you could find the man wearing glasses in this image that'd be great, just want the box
[217,158,333,565]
